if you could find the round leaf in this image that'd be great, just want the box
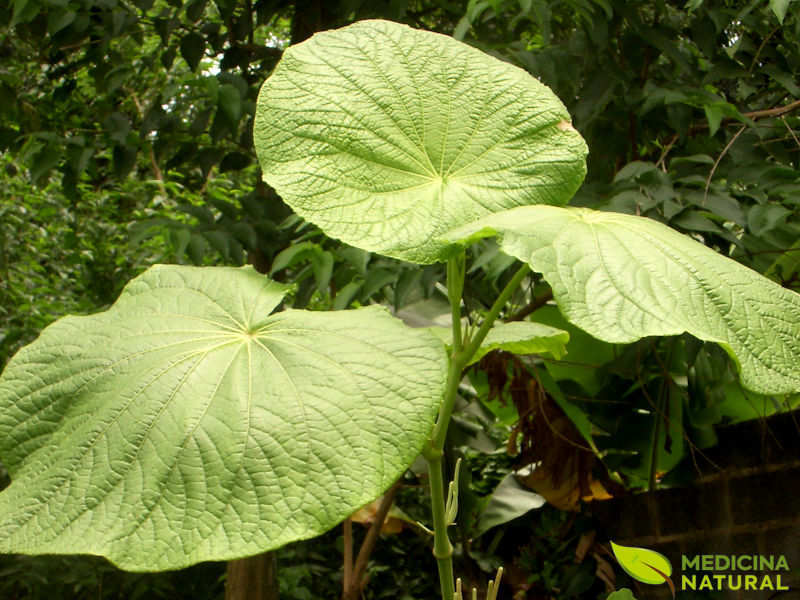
[0,265,447,570]
[254,19,587,264]
[445,206,800,394]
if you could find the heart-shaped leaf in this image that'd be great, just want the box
[0,265,447,570]
[254,19,587,264]
[444,205,800,394]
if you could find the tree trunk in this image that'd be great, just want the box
[290,0,338,44]
[225,552,279,600]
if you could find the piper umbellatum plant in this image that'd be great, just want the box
[1,20,798,600]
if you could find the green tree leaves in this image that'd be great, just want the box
[254,19,587,264]
[445,205,800,395]
[0,265,447,570]
[180,32,205,71]
[769,0,792,24]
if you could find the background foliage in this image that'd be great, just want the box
[1,0,798,597]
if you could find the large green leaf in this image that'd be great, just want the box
[0,265,446,570]
[253,19,587,264]
[444,206,800,394]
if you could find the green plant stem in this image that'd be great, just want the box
[447,254,465,355]
[428,450,455,600]
[460,263,530,365]
[425,261,530,600]
[431,262,530,449]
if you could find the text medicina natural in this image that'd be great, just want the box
[681,555,790,592]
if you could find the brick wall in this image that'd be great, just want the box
[591,411,800,600]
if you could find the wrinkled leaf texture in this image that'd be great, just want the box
[0,266,447,570]
[254,19,588,264]
[445,206,800,395]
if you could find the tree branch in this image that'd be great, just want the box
[126,88,167,197]
[507,290,553,322]
[342,481,402,600]
[689,98,800,134]
[342,518,353,594]
[742,98,800,121]
[704,125,746,202]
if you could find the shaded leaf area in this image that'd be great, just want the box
[2,0,294,193]
[472,474,546,538]
[448,324,798,597]
[2,3,467,345]
[1,0,466,282]
[476,351,620,511]
[129,171,296,270]
[453,476,616,600]
[0,265,447,570]
[443,409,616,598]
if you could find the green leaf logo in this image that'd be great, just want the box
[611,541,674,595]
